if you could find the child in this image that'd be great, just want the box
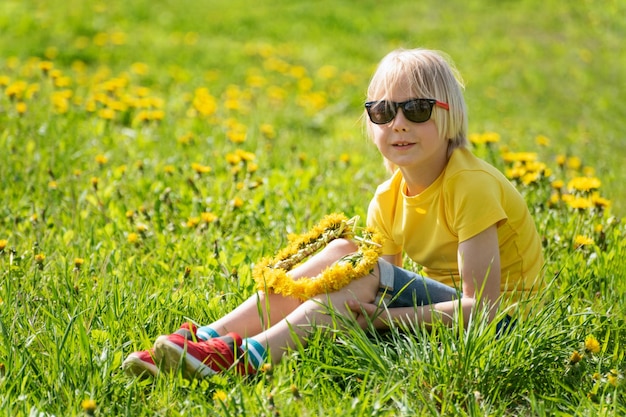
[122,48,544,379]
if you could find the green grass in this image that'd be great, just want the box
[1,0,625,415]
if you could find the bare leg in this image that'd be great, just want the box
[251,264,381,364]
[208,238,358,337]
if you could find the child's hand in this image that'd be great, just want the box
[346,300,388,329]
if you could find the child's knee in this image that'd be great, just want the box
[326,238,358,257]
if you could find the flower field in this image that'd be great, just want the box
[1,0,625,415]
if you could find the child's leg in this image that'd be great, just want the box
[153,262,381,377]
[254,269,380,364]
[200,238,358,338]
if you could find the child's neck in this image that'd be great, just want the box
[401,159,448,196]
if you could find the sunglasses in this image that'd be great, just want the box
[364,98,449,124]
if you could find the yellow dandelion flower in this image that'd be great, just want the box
[131,62,149,75]
[298,91,327,112]
[584,335,601,354]
[555,154,567,167]
[551,179,564,190]
[90,177,99,190]
[81,398,97,414]
[5,81,27,100]
[74,258,85,268]
[110,31,127,45]
[177,133,194,145]
[568,177,601,193]
[574,235,594,248]
[236,149,256,161]
[225,98,241,111]
[290,65,308,79]
[566,156,582,170]
[569,350,582,364]
[191,163,211,174]
[163,165,175,175]
[606,370,620,387]
[290,384,302,400]
[0,239,7,251]
[39,60,54,74]
[548,192,560,206]
[591,194,610,209]
[535,135,550,146]
[150,109,165,121]
[260,123,276,139]
[136,224,148,234]
[502,152,537,164]
[48,180,58,190]
[98,108,115,120]
[213,390,227,402]
[298,77,313,92]
[225,153,242,165]
[522,171,541,185]
[505,165,526,180]
[95,154,108,165]
[35,253,46,264]
[134,110,151,123]
[483,132,500,143]
[246,73,266,88]
[201,212,217,223]
[566,196,592,210]
[231,197,244,208]
[55,76,72,88]
[127,232,139,244]
[469,133,484,145]
[583,166,595,177]
[267,85,287,102]
[236,182,245,190]
[594,224,603,233]
[227,130,246,143]
[317,65,338,79]
[25,84,39,99]
[247,162,259,173]
[187,217,200,228]
[16,101,27,115]
[339,153,350,163]
[192,87,217,116]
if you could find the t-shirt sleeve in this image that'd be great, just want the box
[445,171,508,242]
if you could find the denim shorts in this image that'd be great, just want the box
[374,258,514,335]
[374,258,460,308]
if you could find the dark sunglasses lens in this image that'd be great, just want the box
[367,101,395,124]
[403,99,433,123]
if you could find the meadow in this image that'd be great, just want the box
[1,0,625,415]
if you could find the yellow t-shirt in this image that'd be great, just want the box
[367,147,544,304]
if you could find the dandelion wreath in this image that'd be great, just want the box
[252,213,383,301]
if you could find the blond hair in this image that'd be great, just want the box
[366,48,469,172]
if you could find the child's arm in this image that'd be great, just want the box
[348,224,501,329]
[381,253,402,267]
[457,223,501,319]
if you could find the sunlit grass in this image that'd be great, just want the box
[1,0,625,415]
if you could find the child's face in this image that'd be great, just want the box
[369,80,448,184]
